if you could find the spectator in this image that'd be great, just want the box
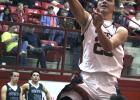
[63,1,70,11]
[128,11,140,47]
[57,8,81,69]
[12,3,28,23]
[85,2,96,13]
[128,11,140,33]
[12,0,35,8]
[113,4,129,27]
[22,26,48,68]
[1,25,28,66]
[40,5,59,40]
[125,3,135,19]
[56,8,72,45]
[0,6,13,31]
[51,0,62,15]
[21,70,51,100]
[0,6,13,22]
[1,70,23,100]
[57,8,74,29]
[69,31,81,70]
[63,1,73,17]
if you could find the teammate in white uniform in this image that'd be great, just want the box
[64,0,128,100]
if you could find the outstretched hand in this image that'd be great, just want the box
[92,9,104,33]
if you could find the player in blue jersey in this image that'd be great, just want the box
[21,70,51,100]
[1,70,23,100]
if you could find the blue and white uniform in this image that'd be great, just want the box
[6,83,21,100]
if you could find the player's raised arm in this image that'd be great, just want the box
[92,6,128,51]
[67,0,89,28]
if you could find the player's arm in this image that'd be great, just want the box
[97,26,128,51]
[92,11,128,51]
[21,83,29,95]
[1,85,7,100]
[67,0,89,28]
[109,27,128,50]
[20,87,24,100]
[42,86,51,100]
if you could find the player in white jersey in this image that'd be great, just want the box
[58,0,128,100]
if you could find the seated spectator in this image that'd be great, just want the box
[68,31,81,70]
[63,1,73,17]
[51,0,62,15]
[57,8,74,29]
[22,26,49,68]
[55,8,71,45]
[113,4,129,27]
[85,1,96,13]
[128,11,140,34]
[1,25,28,66]
[125,4,135,19]
[0,6,13,22]
[12,3,28,23]
[12,0,35,8]
[128,11,140,47]
[40,5,59,40]
[0,6,13,31]
[57,8,81,69]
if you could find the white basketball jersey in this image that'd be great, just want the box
[79,15,124,78]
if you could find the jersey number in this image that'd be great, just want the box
[94,43,113,57]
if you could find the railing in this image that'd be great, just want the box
[0,15,140,78]
[0,19,81,74]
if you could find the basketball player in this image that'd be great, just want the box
[59,0,128,100]
[21,70,51,100]
[1,71,23,100]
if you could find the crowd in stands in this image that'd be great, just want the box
[0,0,138,33]
[0,0,82,69]
[1,26,28,66]
[0,0,140,69]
